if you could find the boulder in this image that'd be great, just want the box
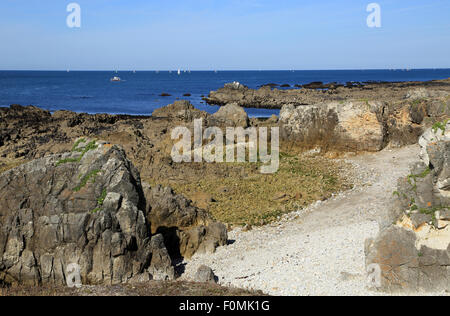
[224,82,248,91]
[195,265,217,283]
[0,139,175,286]
[366,125,450,292]
[144,185,228,260]
[152,100,208,121]
[209,103,249,128]
[405,88,449,100]
[418,120,450,167]
[365,226,420,292]
[279,101,386,152]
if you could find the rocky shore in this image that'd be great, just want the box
[1,78,450,294]
[205,78,450,109]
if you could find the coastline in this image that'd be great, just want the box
[1,70,450,117]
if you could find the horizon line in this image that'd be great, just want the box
[1,68,450,72]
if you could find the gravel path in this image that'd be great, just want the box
[180,145,422,296]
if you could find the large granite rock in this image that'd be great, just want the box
[280,101,386,152]
[0,139,175,286]
[279,95,450,152]
[209,103,249,128]
[366,124,450,292]
[152,100,208,122]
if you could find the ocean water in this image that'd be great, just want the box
[1,69,450,117]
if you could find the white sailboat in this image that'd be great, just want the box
[177,69,181,75]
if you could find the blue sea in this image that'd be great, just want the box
[1,69,450,117]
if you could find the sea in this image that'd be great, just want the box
[1,69,450,118]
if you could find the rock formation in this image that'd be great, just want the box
[0,138,227,286]
[280,101,386,152]
[144,185,228,259]
[365,122,450,292]
[279,92,450,152]
[152,100,208,122]
[209,103,249,128]
[194,265,217,283]
[205,79,450,109]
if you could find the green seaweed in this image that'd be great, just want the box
[56,140,98,166]
[72,138,86,152]
[432,119,449,135]
[92,189,107,214]
[73,169,101,192]
[407,167,431,191]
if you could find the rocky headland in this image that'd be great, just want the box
[205,78,450,109]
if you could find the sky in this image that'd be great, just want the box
[0,0,449,70]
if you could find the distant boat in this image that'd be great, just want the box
[178,69,181,75]
[110,76,121,82]
[133,70,136,73]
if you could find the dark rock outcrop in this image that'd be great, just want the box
[0,138,228,286]
[0,139,174,285]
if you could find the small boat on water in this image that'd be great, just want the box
[110,76,121,82]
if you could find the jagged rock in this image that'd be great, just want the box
[144,185,228,260]
[209,103,249,128]
[152,100,208,121]
[195,265,217,283]
[279,101,386,152]
[0,139,174,286]
[366,126,450,292]
[418,121,450,167]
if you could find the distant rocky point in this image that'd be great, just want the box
[205,78,450,109]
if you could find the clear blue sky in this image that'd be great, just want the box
[1,0,449,70]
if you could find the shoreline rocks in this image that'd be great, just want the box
[365,124,450,292]
[205,79,450,109]
[280,101,386,152]
[0,139,228,286]
[152,100,208,121]
[209,102,249,128]
[279,91,450,152]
